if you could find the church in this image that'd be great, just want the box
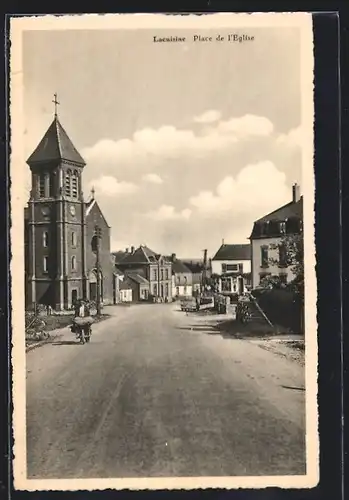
[24,98,116,310]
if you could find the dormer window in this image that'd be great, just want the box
[279,221,286,234]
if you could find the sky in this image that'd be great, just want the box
[22,26,304,258]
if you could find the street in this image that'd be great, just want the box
[26,303,306,479]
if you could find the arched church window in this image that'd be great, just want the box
[72,170,78,199]
[65,170,72,197]
[43,231,49,248]
[71,255,77,271]
[38,174,46,198]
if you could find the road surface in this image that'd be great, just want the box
[26,303,306,479]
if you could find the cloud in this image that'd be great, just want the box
[81,114,275,170]
[142,173,163,184]
[276,126,302,148]
[189,161,291,218]
[194,110,222,124]
[89,175,138,197]
[145,204,192,221]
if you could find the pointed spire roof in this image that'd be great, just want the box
[27,116,86,167]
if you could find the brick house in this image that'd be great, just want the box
[114,245,172,301]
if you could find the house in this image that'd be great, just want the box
[114,245,172,301]
[211,242,251,295]
[119,279,133,303]
[166,254,193,298]
[127,272,150,301]
[24,106,116,310]
[113,266,125,304]
[249,183,303,289]
[180,259,206,295]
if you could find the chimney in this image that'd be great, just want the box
[171,253,176,262]
[292,183,301,203]
[125,247,129,253]
[131,246,135,254]
[222,238,225,245]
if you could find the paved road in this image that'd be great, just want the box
[26,303,306,479]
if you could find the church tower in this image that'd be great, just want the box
[26,95,88,310]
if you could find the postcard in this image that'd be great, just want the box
[10,12,318,491]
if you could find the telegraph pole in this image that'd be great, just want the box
[94,225,102,317]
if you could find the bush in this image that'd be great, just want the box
[253,288,302,333]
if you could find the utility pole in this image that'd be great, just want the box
[202,249,208,290]
[94,225,102,316]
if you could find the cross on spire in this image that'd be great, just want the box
[91,186,95,199]
[52,93,60,117]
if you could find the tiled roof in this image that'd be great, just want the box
[113,251,129,264]
[27,116,86,166]
[114,266,124,276]
[250,197,303,239]
[122,245,161,264]
[127,273,149,286]
[181,260,204,273]
[171,260,191,274]
[212,244,251,261]
[255,197,303,223]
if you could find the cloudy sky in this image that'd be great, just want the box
[22,26,303,258]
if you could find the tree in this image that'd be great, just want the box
[262,232,305,333]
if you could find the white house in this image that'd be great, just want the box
[249,183,303,289]
[211,243,251,295]
[167,254,193,298]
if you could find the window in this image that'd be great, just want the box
[165,269,169,280]
[43,256,48,273]
[153,283,158,296]
[43,231,49,248]
[278,244,287,267]
[153,269,157,281]
[259,272,271,284]
[39,174,46,198]
[176,286,179,296]
[65,170,72,197]
[279,221,286,234]
[222,263,227,273]
[49,172,55,197]
[71,256,76,271]
[165,283,169,296]
[260,245,269,267]
[226,264,239,272]
[72,171,78,198]
[184,285,187,295]
[72,232,77,247]
[160,269,164,281]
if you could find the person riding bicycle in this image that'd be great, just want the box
[73,299,92,338]
[74,298,90,318]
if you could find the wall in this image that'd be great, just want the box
[86,202,114,305]
[119,289,132,302]
[211,259,251,275]
[172,273,193,298]
[251,238,295,289]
